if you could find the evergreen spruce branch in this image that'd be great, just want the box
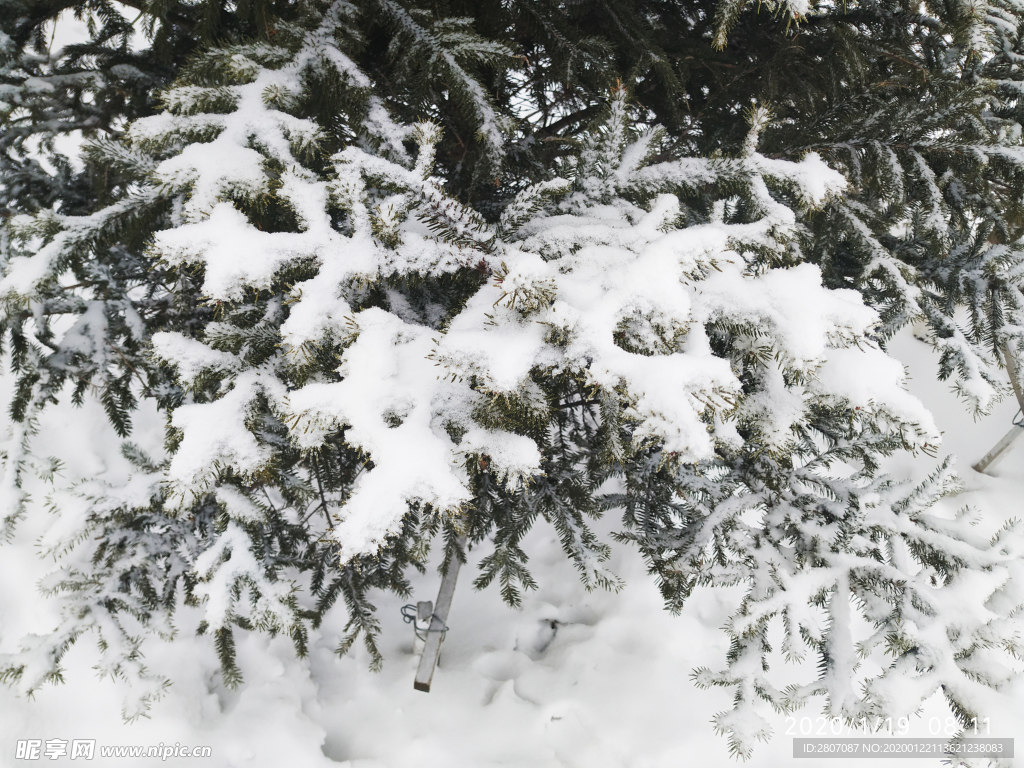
[334,146,497,253]
[654,426,1024,756]
[81,137,157,183]
[0,187,164,303]
[370,0,515,168]
[127,112,227,155]
[334,567,385,671]
[177,44,294,89]
[0,402,34,541]
[160,84,239,118]
[496,177,572,240]
[0,472,198,715]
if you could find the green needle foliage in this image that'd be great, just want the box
[2,0,1024,757]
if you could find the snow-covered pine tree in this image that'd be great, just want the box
[0,0,166,540]
[3,0,1024,757]
[657,0,1024,415]
[10,0,1024,422]
[773,6,1024,415]
[615,323,1024,756]
[0,0,312,542]
[0,31,992,746]
[0,0,159,219]
[449,0,1024,415]
[0,0,512,706]
[619,447,1024,758]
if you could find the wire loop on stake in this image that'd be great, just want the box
[401,603,449,642]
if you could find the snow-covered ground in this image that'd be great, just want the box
[1,329,1023,767]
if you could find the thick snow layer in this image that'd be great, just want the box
[1,330,1024,767]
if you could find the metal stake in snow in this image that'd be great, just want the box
[413,539,465,692]
[974,345,1024,474]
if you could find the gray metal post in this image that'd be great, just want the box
[414,538,466,692]
[972,424,1024,474]
[973,345,1024,474]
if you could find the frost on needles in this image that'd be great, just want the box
[1,2,1024,758]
